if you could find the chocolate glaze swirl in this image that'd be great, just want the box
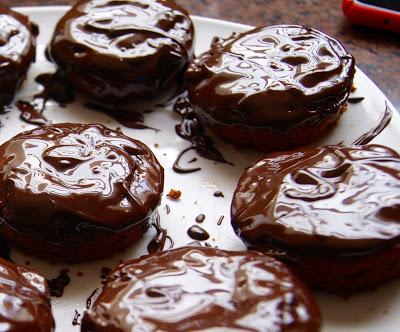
[81,247,320,332]
[232,145,400,253]
[187,25,355,131]
[0,258,55,332]
[0,6,37,107]
[48,0,194,106]
[0,123,164,241]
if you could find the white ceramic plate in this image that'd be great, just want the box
[6,6,400,332]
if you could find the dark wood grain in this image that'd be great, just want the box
[5,0,400,110]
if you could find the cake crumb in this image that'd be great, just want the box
[167,189,181,199]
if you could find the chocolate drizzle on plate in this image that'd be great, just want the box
[48,268,70,297]
[15,71,74,126]
[187,225,210,241]
[16,100,52,126]
[147,213,173,254]
[173,96,231,174]
[353,101,393,145]
[86,288,99,310]
[84,103,159,131]
[72,309,81,326]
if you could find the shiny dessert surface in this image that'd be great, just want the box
[0,123,164,237]
[232,145,400,252]
[187,25,355,130]
[82,247,320,332]
[48,0,194,103]
[0,258,55,332]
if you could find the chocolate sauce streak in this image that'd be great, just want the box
[48,268,70,297]
[217,215,224,226]
[16,100,51,126]
[15,72,74,126]
[147,213,173,254]
[213,191,224,198]
[86,288,99,309]
[84,103,159,131]
[353,101,393,145]
[173,96,231,174]
[187,225,210,241]
[147,224,167,254]
[195,214,205,223]
[348,97,365,104]
[72,309,81,326]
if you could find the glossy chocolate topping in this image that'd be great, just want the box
[48,0,194,105]
[0,258,55,332]
[187,25,355,131]
[232,145,400,252]
[0,6,37,107]
[0,123,163,241]
[81,247,320,332]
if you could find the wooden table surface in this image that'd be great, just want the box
[6,0,400,110]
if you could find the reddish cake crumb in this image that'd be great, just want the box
[167,189,181,199]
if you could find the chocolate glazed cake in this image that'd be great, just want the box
[47,0,194,107]
[0,258,55,332]
[186,25,355,151]
[0,124,164,262]
[0,6,37,108]
[231,145,400,292]
[81,247,321,332]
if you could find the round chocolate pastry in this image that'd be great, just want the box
[231,144,400,292]
[47,0,194,106]
[0,258,55,332]
[81,247,321,332]
[0,6,37,107]
[186,25,355,151]
[0,123,164,262]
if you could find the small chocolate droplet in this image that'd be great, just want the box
[187,225,210,241]
[195,214,205,223]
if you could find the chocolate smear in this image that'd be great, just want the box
[353,101,393,145]
[84,103,159,131]
[48,269,70,297]
[173,96,231,174]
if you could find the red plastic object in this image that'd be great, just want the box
[342,0,400,34]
